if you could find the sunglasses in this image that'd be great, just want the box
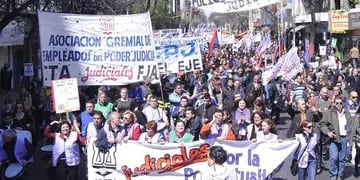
[306,126,313,129]
[335,102,343,105]
[352,96,358,99]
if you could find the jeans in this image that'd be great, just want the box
[329,136,348,178]
[298,160,317,180]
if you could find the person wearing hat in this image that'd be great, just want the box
[0,129,34,167]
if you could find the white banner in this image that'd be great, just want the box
[220,33,235,44]
[193,0,279,13]
[155,37,203,74]
[0,21,25,46]
[51,78,80,113]
[87,139,298,180]
[38,11,158,86]
[262,47,302,85]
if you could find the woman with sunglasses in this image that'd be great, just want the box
[294,120,318,180]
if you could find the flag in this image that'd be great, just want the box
[207,30,219,58]
[256,38,272,55]
[304,41,314,65]
[263,47,302,85]
[279,38,285,55]
[335,46,343,61]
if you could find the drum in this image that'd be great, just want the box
[40,144,53,160]
[3,163,24,180]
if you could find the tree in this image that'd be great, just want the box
[0,0,39,31]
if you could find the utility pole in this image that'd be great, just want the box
[310,0,316,60]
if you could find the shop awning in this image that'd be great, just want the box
[291,25,307,32]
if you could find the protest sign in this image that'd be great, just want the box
[38,11,158,86]
[51,78,80,113]
[319,46,326,56]
[155,37,203,74]
[220,33,235,44]
[87,139,298,180]
[193,0,278,14]
[24,63,34,77]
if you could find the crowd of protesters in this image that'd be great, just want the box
[0,41,359,180]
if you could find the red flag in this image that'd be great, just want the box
[207,31,219,59]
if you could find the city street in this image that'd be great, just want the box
[20,112,358,180]
[2,89,358,180]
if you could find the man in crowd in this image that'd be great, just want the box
[184,107,201,141]
[345,90,359,117]
[95,92,114,121]
[320,97,357,180]
[73,100,95,137]
[86,111,104,141]
[349,44,359,68]
[142,95,169,135]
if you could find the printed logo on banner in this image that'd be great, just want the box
[121,143,210,179]
[155,37,203,74]
[91,143,117,177]
[99,17,115,34]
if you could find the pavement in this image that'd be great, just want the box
[1,89,359,180]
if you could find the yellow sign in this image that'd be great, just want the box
[329,10,349,33]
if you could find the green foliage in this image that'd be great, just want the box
[151,8,179,29]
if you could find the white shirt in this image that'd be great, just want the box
[337,111,347,136]
[142,106,168,123]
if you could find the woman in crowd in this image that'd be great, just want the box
[139,120,165,144]
[14,103,32,131]
[168,120,193,143]
[254,118,278,142]
[295,120,318,180]
[246,112,264,141]
[44,121,86,180]
[233,99,251,140]
[121,110,141,141]
[252,99,266,114]
[17,88,32,115]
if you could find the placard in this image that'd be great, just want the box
[319,46,327,56]
[24,63,34,77]
[51,78,80,113]
[155,37,203,74]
